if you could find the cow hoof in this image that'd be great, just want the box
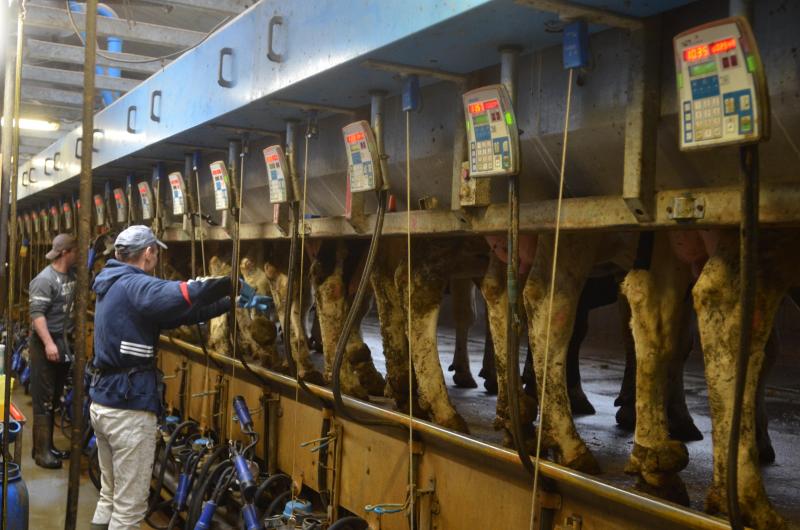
[626,441,688,476]
[300,369,326,387]
[439,412,470,434]
[705,486,788,530]
[668,418,704,442]
[568,386,595,416]
[478,368,498,395]
[758,443,776,465]
[635,473,690,507]
[615,404,636,431]
[452,371,478,389]
[562,446,601,475]
[355,363,386,396]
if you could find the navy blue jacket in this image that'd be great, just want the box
[91,259,231,414]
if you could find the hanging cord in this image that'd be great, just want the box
[528,67,574,529]
[65,0,231,64]
[405,110,415,530]
[288,128,316,512]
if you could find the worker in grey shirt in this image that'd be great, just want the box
[29,233,77,469]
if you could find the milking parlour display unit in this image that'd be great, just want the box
[2,0,799,529]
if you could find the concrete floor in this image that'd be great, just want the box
[10,386,159,529]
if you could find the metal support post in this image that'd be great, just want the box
[65,0,97,528]
[622,17,661,222]
[1,3,24,528]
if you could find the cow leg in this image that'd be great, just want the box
[398,249,468,433]
[666,297,703,442]
[347,294,387,397]
[448,278,478,388]
[693,231,788,529]
[566,295,593,415]
[614,294,637,430]
[479,309,498,395]
[480,254,536,446]
[266,266,324,385]
[756,329,778,464]
[311,247,368,400]
[370,251,423,415]
[524,233,600,473]
[622,232,691,505]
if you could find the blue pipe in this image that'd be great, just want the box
[69,2,122,106]
[241,503,260,530]
[193,501,216,530]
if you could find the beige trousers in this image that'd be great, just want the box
[90,402,157,530]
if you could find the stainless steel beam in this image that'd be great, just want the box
[14,128,62,141]
[22,64,139,93]
[21,102,81,121]
[138,0,249,15]
[161,184,800,242]
[22,85,83,107]
[622,17,661,222]
[514,0,644,30]
[25,39,164,75]
[25,5,206,49]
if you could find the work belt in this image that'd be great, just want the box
[88,362,163,401]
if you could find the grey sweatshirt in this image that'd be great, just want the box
[29,264,77,335]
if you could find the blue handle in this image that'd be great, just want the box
[233,395,253,430]
[233,454,256,500]
[193,501,217,530]
[174,473,191,510]
[241,503,260,530]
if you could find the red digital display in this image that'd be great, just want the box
[468,102,484,114]
[266,154,279,163]
[683,37,737,62]
[483,99,499,110]
[94,197,103,206]
[710,37,736,55]
[114,191,122,200]
[62,204,70,212]
[346,131,365,144]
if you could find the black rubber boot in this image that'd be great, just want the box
[33,414,62,469]
[49,414,70,460]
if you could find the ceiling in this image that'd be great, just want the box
[2,0,254,164]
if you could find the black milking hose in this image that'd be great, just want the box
[506,172,534,477]
[331,189,397,429]
[186,444,229,528]
[147,420,198,529]
[727,144,759,530]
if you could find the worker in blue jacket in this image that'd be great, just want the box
[89,225,232,530]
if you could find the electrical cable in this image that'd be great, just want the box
[405,107,416,529]
[528,67,574,529]
[65,0,232,65]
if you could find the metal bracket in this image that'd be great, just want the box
[361,59,468,85]
[270,98,356,116]
[667,195,705,221]
[417,479,438,530]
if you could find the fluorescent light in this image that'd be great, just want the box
[1,117,61,132]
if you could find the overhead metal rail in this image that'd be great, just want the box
[24,39,165,75]
[15,0,696,202]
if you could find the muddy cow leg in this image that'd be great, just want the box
[694,231,792,529]
[622,232,692,505]
[265,265,324,384]
[310,243,368,399]
[614,294,637,430]
[665,296,703,442]
[479,309,498,395]
[347,292,387,396]
[480,254,536,446]
[756,329,778,464]
[398,247,468,433]
[370,246,422,415]
[524,233,600,473]
[448,278,478,388]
